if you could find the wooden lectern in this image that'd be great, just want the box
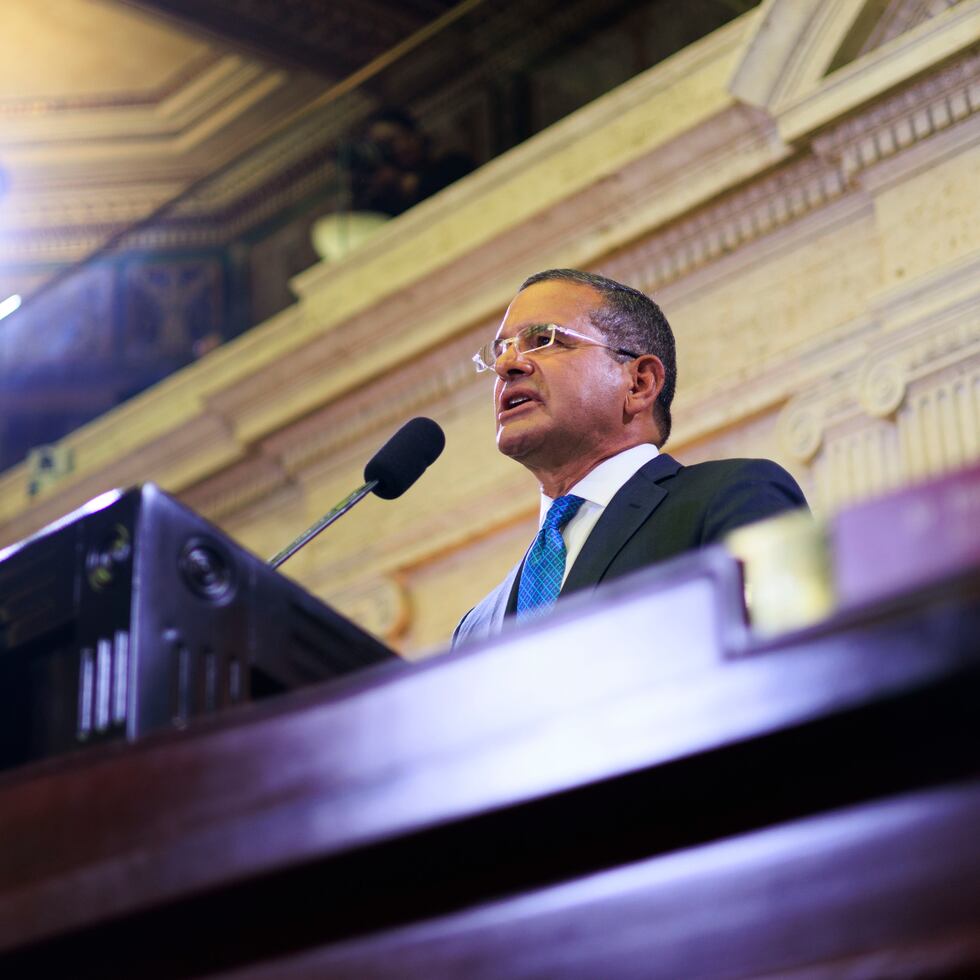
[1,467,978,978]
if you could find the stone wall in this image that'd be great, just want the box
[1,0,977,657]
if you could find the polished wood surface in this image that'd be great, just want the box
[1,538,977,976]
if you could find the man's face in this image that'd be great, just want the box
[493,281,632,474]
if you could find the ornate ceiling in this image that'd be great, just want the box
[0,0,326,294]
[0,0,768,474]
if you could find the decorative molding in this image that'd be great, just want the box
[2,56,282,146]
[168,95,371,213]
[0,97,363,263]
[188,323,491,523]
[778,398,825,461]
[901,313,980,384]
[602,151,849,295]
[0,51,223,117]
[684,247,980,473]
[811,48,980,179]
[606,47,980,301]
[858,358,909,417]
[814,357,980,512]
[0,51,325,268]
[775,0,980,143]
[768,254,980,510]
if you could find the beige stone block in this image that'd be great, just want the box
[663,207,879,394]
[875,140,980,289]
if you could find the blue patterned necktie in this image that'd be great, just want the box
[516,494,585,621]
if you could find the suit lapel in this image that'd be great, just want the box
[499,559,523,622]
[562,453,681,595]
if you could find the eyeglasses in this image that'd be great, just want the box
[472,323,640,373]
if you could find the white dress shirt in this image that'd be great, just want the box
[537,443,661,587]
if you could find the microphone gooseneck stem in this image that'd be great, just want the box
[268,480,378,570]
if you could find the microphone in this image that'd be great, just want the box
[269,418,445,570]
[365,416,445,498]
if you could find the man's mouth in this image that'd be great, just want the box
[498,392,539,420]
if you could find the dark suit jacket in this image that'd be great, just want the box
[453,454,807,647]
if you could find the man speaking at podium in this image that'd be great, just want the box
[453,269,807,646]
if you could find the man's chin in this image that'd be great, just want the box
[496,422,543,462]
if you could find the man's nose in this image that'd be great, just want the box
[494,342,533,378]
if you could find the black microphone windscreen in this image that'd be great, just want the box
[364,417,445,499]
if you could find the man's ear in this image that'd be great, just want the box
[624,354,665,420]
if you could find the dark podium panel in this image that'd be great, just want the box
[0,484,393,771]
[0,469,978,977]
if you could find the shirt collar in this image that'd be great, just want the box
[539,443,660,522]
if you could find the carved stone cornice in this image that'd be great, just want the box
[811,48,980,181]
[774,0,980,143]
[604,47,980,302]
[601,151,849,295]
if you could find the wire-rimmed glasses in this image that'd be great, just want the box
[472,323,639,373]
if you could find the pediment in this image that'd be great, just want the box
[730,0,979,141]
[829,0,964,69]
